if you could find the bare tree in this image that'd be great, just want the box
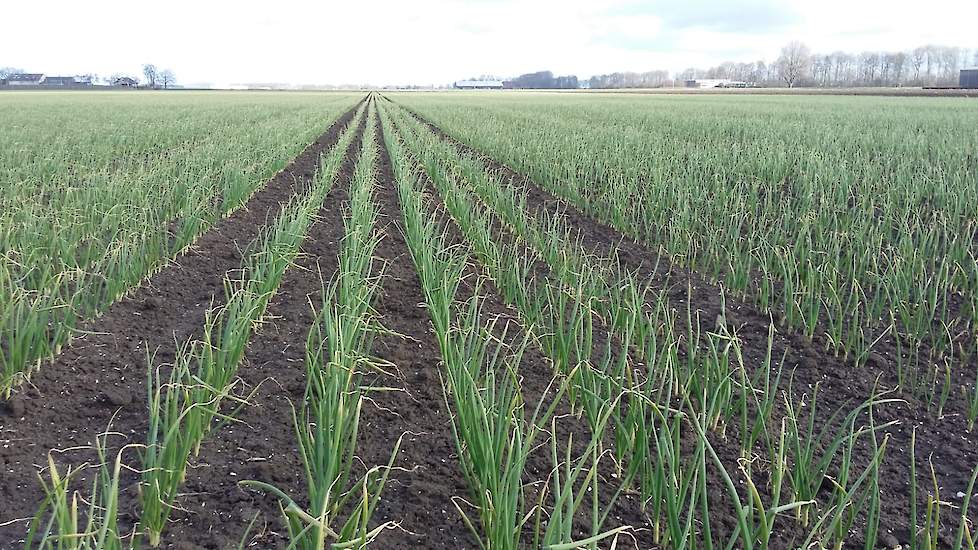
[776,41,812,88]
[889,52,907,85]
[660,41,971,90]
[0,67,26,78]
[752,60,767,84]
[923,45,938,82]
[910,47,926,84]
[939,47,961,83]
[142,64,158,88]
[159,69,176,89]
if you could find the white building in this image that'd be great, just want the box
[684,79,749,89]
[454,80,504,89]
[5,73,45,86]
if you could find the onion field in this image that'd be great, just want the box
[0,91,360,391]
[1,90,976,550]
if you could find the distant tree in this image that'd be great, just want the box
[938,46,961,83]
[923,45,937,81]
[554,75,578,89]
[910,47,926,83]
[0,67,26,78]
[159,69,176,89]
[859,51,880,84]
[889,52,907,85]
[677,67,702,81]
[142,64,158,88]
[752,61,767,84]
[776,41,812,87]
[512,71,555,89]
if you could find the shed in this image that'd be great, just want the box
[41,76,86,87]
[961,69,978,89]
[6,73,44,86]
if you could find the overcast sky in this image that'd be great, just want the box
[3,0,976,86]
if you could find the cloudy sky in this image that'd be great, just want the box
[2,0,976,86]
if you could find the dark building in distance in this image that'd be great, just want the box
[961,69,978,89]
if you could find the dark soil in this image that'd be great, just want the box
[0,98,365,545]
[394,100,978,548]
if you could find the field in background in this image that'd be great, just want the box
[1,90,976,549]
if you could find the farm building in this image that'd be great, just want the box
[685,79,750,88]
[2,74,92,88]
[41,76,92,88]
[454,80,504,90]
[113,77,139,88]
[961,69,978,89]
[5,73,45,86]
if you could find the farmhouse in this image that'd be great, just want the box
[113,77,139,88]
[5,73,45,86]
[961,69,978,89]
[454,79,504,90]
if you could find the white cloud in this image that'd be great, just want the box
[1,0,975,86]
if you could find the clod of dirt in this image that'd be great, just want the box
[102,387,132,407]
[140,296,164,311]
[253,460,287,483]
[800,356,818,371]
[238,505,260,522]
[5,396,26,418]
[869,352,887,367]
[880,533,901,549]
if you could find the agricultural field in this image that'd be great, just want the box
[0,89,976,550]
[0,91,361,390]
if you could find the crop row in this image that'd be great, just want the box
[392,93,978,397]
[26,99,368,548]
[0,92,362,393]
[378,97,978,548]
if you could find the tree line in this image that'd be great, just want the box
[482,42,976,90]
[679,42,977,88]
